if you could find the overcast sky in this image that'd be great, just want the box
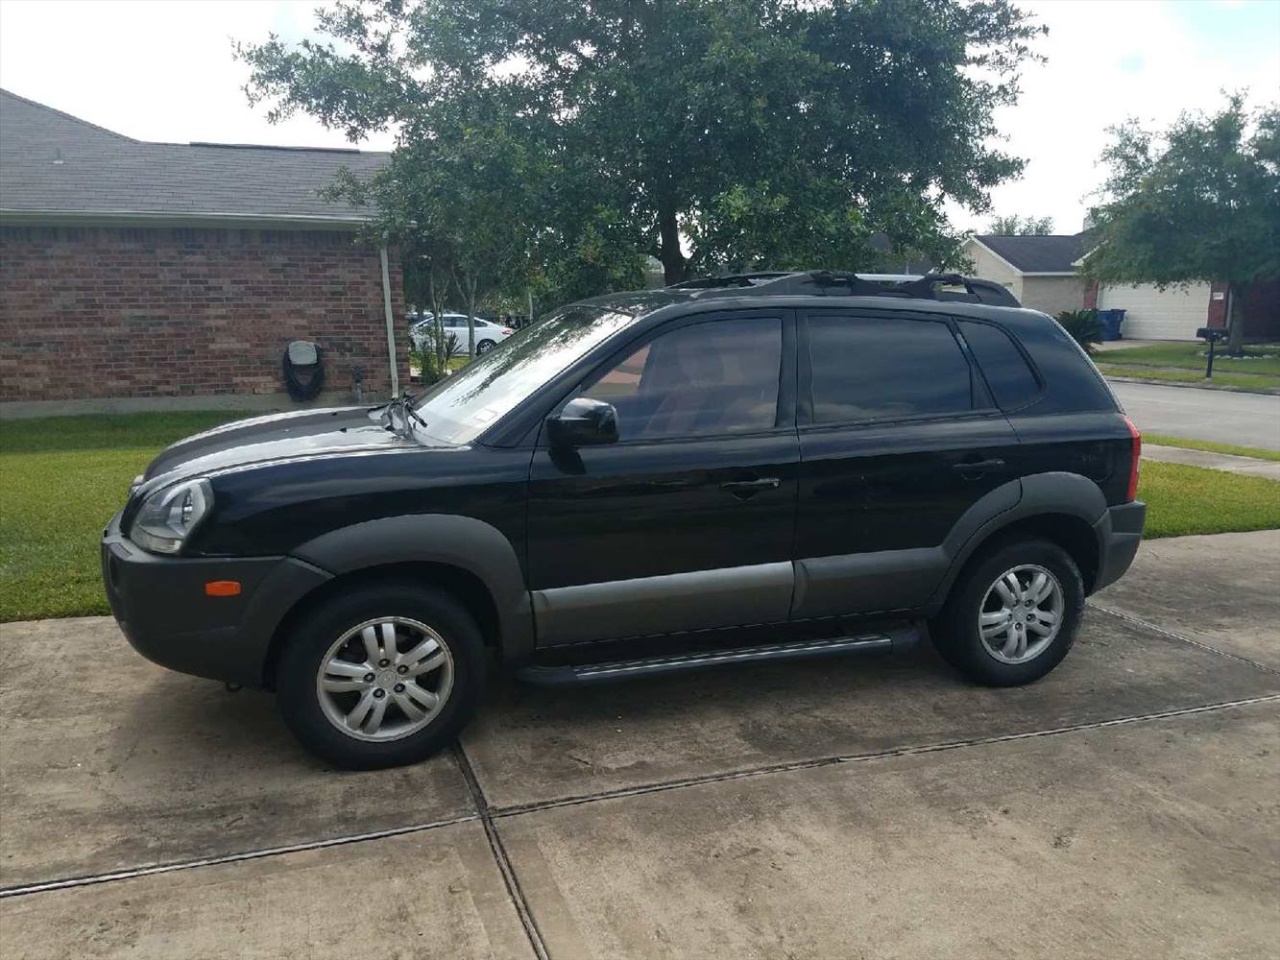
[1,0,1277,237]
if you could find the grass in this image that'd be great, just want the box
[1101,342,1280,374]
[1139,460,1280,539]
[0,412,244,622]
[1,414,1277,621]
[1145,434,1280,463]
[1095,342,1280,392]
[1095,363,1280,391]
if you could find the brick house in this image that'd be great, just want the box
[963,232,1280,341]
[0,89,406,415]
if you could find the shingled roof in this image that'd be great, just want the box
[0,89,389,227]
[972,234,1088,274]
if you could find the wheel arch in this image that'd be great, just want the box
[262,514,534,687]
[927,472,1107,613]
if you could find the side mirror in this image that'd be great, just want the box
[546,397,619,447]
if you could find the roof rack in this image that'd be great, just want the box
[667,270,1020,307]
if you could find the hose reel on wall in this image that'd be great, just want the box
[283,341,325,401]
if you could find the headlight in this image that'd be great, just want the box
[129,479,213,555]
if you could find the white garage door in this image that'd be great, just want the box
[1098,282,1210,340]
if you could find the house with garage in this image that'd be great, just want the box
[0,88,405,415]
[962,232,1280,341]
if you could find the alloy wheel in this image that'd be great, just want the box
[315,617,454,741]
[977,564,1064,664]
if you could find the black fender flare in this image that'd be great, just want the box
[290,514,534,663]
[926,471,1106,613]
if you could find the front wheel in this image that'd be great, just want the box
[930,538,1084,687]
[275,583,485,769]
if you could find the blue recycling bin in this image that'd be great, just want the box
[1100,309,1127,341]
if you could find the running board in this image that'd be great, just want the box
[517,630,917,686]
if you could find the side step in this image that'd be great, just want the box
[516,629,918,686]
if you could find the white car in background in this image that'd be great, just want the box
[409,313,515,355]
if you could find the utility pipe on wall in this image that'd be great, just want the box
[380,243,400,398]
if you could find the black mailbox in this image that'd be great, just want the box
[1195,327,1229,378]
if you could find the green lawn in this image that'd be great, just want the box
[0,412,243,621]
[1096,342,1280,392]
[1,414,1278,621]
[1145,434,1280,463]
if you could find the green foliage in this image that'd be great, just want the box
[986,214,1054,235]
[1055,309,1104,355]
[239,0,1045,294]
[1084,95,1280,351]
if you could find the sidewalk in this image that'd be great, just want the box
[1142,443,1280,480]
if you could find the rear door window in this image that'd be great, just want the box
[805,315,974,423]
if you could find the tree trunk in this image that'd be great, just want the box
[1226,282,1247,356]
[658,204,685,285]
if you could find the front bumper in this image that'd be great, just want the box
[1092,500,1146,593]
[101,511,331,688]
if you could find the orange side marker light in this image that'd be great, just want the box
[205,580,242,597]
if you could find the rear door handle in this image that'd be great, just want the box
[952,458,1005,477]
[720,477,782,497]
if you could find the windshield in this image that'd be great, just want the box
[411,304,637,444]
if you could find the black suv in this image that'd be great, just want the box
[102,272,1145,769]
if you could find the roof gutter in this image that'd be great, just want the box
[0,209,371,231]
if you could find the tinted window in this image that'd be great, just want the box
[807,315,973,422]
[582,317,783,440]
[958,321,1041,409]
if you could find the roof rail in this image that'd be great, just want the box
[668,270,1020,307]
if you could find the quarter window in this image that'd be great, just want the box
[807,315,974,423]
[581,317,783,440]
[957,320,1041,409]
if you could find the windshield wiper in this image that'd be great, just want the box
[380,391,428,439]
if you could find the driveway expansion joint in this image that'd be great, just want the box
[453,744,550,960]
[1087,601,1280,676]
[0,813,480,900]
[486,693,1280,820]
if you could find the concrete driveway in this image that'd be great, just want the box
[1110,381,1280,450]
[2,532,1278,959]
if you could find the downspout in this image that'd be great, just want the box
[380,243,400,397]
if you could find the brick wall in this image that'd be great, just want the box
[0,225,407,404]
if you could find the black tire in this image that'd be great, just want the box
[475,339,495,355]
[929,538,1084,687]
[275,582,485,770]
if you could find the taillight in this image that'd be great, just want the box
[501,328,514,335]
[1123,414,1141,501]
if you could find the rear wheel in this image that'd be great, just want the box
[930,538,1083,686]
[275,583,484,769]
[475,339,495,355]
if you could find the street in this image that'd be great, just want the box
[1111,381,1280,450]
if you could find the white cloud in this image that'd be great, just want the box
[955,0,1280,234]
[0,0,395,151]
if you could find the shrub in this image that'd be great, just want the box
[1056,309,1104,355]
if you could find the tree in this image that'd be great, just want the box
[1084,95,1280,353]
[987,214,1055,235]
[238,0,1044,287]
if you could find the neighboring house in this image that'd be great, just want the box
[963,232,1280,341]
[0,89,405,414]
[961,234,1088,318]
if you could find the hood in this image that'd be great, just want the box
[141,406,427,487]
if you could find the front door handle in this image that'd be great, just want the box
[720,477,782,498]
[952,458,1005,478]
